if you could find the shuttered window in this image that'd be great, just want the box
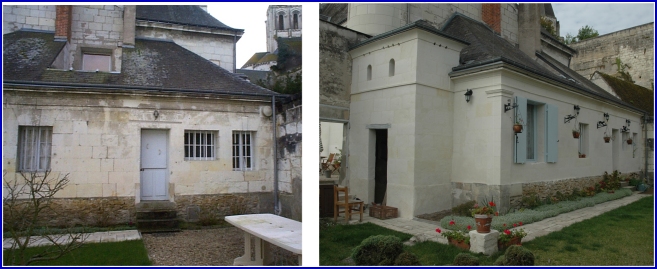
[514,96,558,163]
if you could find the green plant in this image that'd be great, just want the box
[499,227,527,244]
[493,255,506,265]
[521,192,542,208]
[452,253,480,265]
[436,223,471,245]
[451,200,476,216]
[394,252,421,265]
[540,16,557,37]
[502,245,535,265]
[599,170,622,192]
[471,199,497,216]
[351,235,403,265]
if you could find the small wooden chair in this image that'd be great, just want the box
[333,185,364,222]
[321,153,335,172]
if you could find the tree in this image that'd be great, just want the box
[576,25,599,41]
[3,170,87,265]
[563,33,577,45]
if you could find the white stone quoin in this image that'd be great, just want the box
[469,229,499,255]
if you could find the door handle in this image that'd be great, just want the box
[140,168,145,171]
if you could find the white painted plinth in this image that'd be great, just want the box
[469,229,499,255]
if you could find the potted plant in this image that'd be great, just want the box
[572,128,580,138]
[436,224,471,250]
[513,117,524,133]
[498,225,527,251]
[332,151,342,170]
[471,199,496,233]
[627,138,633,145]
[578,152,586,158]
[603,132,611,143]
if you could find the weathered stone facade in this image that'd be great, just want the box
[569,22,654,90]
[3,5,57,34]
[276,98,302,221]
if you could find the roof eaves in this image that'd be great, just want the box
[135,18,244,32]
[349,20,469,51]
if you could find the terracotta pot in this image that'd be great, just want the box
[498,237,522,251]
[604,137,611,143]
[449,238,470,250]
[627,139,633,145]
[573,132,580,138]
[474,214,492,233]
[513,124,523,133]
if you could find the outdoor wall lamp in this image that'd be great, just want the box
[564,105,581,123]
[597,112,609,129]
[504,100,518,112]
[153,110,160,120]
[464,89,473,103]
[620,119,631,132]
[626,119,631,127]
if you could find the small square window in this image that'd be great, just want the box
[184,131,216,160]
[18,126,53,171]
[82,53,111,72]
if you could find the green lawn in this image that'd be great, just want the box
[3,240,152,266]
[320,196,654,266]
[523,195,654,265]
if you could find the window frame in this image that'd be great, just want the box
[18,126,53,172]
[184,130,217,161]
[232,131,255,171]
[367,65,372,81]
[389,59,395,77]
[81,53,111,72]
[526,103,537,161]
[578,123,588,157]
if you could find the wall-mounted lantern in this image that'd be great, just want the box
[464,89,473,103]
[621,119,631,132]
[504,100,518,112]
[153,110,160,120]
[564,105,580,123]
[597,112,609,129]
[626,119,631,127]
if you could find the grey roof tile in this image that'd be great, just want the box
[136,5,241,31]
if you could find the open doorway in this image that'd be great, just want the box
[320,122,344,179]
[374,129,388,205]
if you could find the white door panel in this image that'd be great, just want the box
[141,129,168,201]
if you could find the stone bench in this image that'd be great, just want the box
[225,213,302,266]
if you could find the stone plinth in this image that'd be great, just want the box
[469,229,499,255]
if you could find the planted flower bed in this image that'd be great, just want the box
[440,188,633,232]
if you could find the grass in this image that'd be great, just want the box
[523,195,654,265]
[320,196,654,266]
[3,240,152,266]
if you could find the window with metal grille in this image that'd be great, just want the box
[18,126,53,171]
[233,131,254,170]
[184,131,216,160]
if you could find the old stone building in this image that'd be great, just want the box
[3,5,301,227]
[320,3,650,219]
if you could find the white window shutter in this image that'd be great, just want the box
[514,96,527,164]
[546,103,558,163]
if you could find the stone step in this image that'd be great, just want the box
[136,210,177,220]
[136,201,177,212]
[622,185,636,191]
[137,219,180,233]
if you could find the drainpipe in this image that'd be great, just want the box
[233,31,237,73]
[272,95,280,215]
[644,114,650,183]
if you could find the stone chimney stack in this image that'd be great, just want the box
[54,5,72,42]
[518,4,541,60]
[482,4,501,34]
[123,6,136,48]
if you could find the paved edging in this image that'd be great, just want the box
[357,192,649,245]
[3,230,141,249]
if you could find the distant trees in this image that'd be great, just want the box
[562,25,599,45]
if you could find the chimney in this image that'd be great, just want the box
[54,5,72,42]
[122,6,136,48]
[518,4,541,60]
[482,4,501,34]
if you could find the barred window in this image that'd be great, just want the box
[184,131,216,160]
[18,126,53,171]
[233,131,254,170]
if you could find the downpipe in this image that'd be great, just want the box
[272,96,281,215]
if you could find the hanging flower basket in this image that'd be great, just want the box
[572,131,580,138]
[513,124,523,133]
[604,136,611,143]
[627,139,633,145]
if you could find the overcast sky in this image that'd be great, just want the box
[206,3,271,69]
[553,3,655,38]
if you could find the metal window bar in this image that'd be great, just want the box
[233,131,254,171]
[19,126,52,171]
[184,131,215,160]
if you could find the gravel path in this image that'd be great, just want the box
[142,227,299,266]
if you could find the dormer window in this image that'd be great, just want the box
[82,53,111,72]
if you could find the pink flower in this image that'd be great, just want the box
[449,220,455,226]
[503,223,507,227]
[473,204,479,208]
[513,223,518,227]
[495,211,499,216]
[436,228,441,233]
[489,201,496,207]
[467,225,471,230]
[519,222,523,226]
[504,229,511,235]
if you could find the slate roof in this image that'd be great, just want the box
[596,72,654,115]
[136,5,241,31]
[3,30,277,97]
[236,69,270,83]
[441,13,642,113]
[242,52,268,68]
[350,19,469,50]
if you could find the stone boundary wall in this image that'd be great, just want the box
[276,97,302,221]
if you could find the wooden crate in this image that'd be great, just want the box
[369,205,398,220]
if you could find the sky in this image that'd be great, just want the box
[552,3,655,38]
[206,3,271,69]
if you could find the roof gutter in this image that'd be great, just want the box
[3,80,283,99]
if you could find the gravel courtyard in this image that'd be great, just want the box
[142,227,298,266]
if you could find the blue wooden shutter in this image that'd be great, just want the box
[545,103,558,163]
[514,96,527,164]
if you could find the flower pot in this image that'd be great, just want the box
[498,237,522,251]
[474,214,492,233]
[323,170,332,178]
[627,139,633,145]
[573,132,580,138]
[513,124,523,133]
[604,137,611,143]
[449,238,470,250]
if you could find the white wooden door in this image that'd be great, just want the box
[140,129,168,200]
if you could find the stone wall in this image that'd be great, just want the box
[3,5,57,34]
[276,97,302,221]
[569,22,654,90]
